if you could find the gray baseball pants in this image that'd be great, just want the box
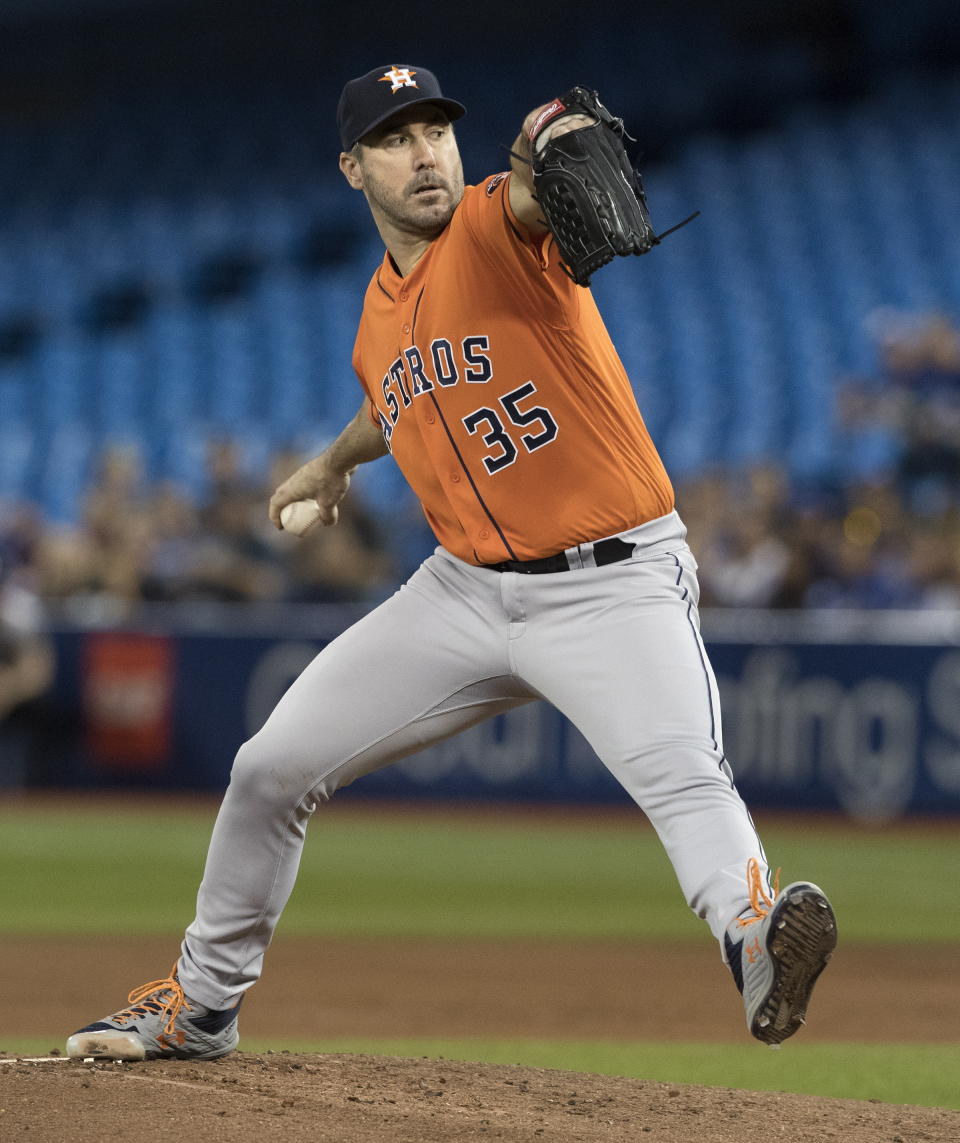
[178,510,767,1010]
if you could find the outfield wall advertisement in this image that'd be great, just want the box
[23,606,960,821]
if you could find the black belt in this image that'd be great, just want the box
[485,536,636,574]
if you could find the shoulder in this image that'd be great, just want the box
[455,173,531,247]
[453,176,580,325]
[480,172,511,198]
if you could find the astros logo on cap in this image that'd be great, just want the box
[379,66,418,94]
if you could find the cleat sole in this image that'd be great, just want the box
[750,884,838,1047]
[66,1031,146,1061]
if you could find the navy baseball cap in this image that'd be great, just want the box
[337,64,466,151]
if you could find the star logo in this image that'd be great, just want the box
[379,66,418,94]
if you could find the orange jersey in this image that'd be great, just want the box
[352,171,674,564]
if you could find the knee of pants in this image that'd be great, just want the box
[228,732,326,810]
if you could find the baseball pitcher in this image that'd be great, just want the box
[68,65,836,1061]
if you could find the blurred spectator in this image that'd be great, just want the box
[11,439,396,610]
[0,564,53,721]
[904,525,960,610]
[267,447,393,603]
[687,465,793,608]
[32,445,152,620]
[0,556,55,786]
[202,438,265,521]
[843,310,960,511]
[702,513,792,608]
[188,486,284,602]
[139,482,203,602]
[285,498,392,604]
[680,455,960,612]
[897,403,960,515]
[9,402,960,615]
[874,310,960,392]
[802,525,912,609]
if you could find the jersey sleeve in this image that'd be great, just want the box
[351,325,381,427]
[459,175,580,325]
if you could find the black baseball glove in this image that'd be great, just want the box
[525,87,697,287]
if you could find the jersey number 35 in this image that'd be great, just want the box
[462,382,559,475]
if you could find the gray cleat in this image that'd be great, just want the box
[66,964,240,1061]
[726,872,837,1047]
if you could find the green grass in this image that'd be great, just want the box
[2,802,957,1111]
[3,1035,957,1111]
[0,802,957,942]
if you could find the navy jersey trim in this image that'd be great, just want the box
[376,269,394,302]
[410,286,425,338]
[499,178,526,244]
[411,288,517,561]
[426,391,518,562]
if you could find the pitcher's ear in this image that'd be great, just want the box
[339,148,364,189]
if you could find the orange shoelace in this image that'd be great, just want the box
[736,857,782,928]
[112,964,192,1035]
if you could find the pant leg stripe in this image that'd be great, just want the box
[672,558,768,869]
[685,599,719,753]
[673,554,719,754]
[672,553,687,596]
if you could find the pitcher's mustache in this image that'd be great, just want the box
[408,174,448,193]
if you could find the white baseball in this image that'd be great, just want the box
[280,498,322,536]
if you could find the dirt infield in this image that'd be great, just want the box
[1,935,955,1045]
[2,802,958,1139]
[3,1052,960,1143]
[2,934,959,1141]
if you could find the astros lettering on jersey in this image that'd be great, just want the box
[352,171,674,565]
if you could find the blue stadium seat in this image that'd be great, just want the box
[0,422,36,504]
[1,69,958,524]
[37,425,95,524]
[29,334,91,427]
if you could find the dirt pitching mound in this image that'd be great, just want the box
[2,1052,958,1142]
